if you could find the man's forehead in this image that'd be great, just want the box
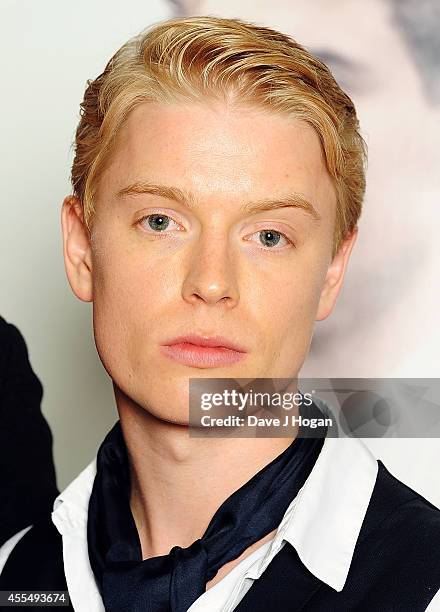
[114,101,325,172]
[119,99,318,147]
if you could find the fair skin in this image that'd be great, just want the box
[61,99,357,589]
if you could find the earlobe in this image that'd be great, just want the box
[61,195,93,302]
[316,228,358,321]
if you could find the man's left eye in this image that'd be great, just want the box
[248,229,292,250]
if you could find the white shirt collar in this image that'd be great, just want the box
[51,458,104,612]
[51,433,378,605]
[281,436,378,591]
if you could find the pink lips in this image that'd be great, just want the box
[160,334,247,368]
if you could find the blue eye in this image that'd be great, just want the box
[249,229,292,250]
[138,214,181,233]
[260,230,282,247]
[147,214,170,231]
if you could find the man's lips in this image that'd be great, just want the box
[162,334,247,353]
[160,334,247,368]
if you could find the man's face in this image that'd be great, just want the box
[64,100,353,424]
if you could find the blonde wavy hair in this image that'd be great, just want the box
[71,16,367,257]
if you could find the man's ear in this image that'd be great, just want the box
[316,228,358,321]
[61,195,93,302]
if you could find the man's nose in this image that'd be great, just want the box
[181,233,240,307]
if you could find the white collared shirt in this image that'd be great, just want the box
[1,434,440,611]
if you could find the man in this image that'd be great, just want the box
[1,15,440,611]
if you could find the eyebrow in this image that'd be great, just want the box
[116,181,322,221]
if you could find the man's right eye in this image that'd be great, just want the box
[137,213,183,233]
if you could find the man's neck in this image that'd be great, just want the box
[115,387,296,560]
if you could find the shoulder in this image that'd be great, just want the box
[235,455,440,611]
[342,459,440,609]
[0,315,42,396]
[0,316,19,380]
[0,315,25,352]
[0,515,67,592]
[363,459,440,542]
